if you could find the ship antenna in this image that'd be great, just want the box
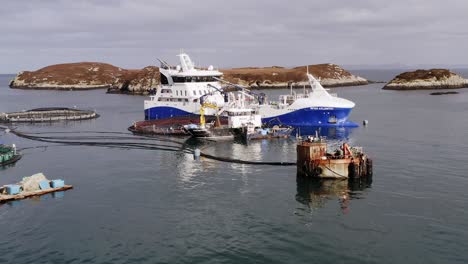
[157,58,171,69]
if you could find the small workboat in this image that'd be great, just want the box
[184,97,262,140]
[184,123,234,139]
[0,144,21,167]
[243,124,294,140]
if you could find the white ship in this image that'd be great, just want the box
[144,53,225,120]
[144,53,356,127]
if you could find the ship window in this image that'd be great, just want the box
[185,91,187,96]
[173,76,185,83]
[193,99,198,102]
[199,90,202,95]
[160,73,169,85]
[193,91,196,96]
[178,98,182,102]
[171,76,219,83]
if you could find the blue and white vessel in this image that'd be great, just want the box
[144,53,356,127]
[255,73,356,126]
[144,53,225,120]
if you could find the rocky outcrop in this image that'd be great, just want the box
[10,62,365,94]
[221,64,368,88]
[110,66,160,94]
[383,69,468,90]
[9,62,160,94]
[10,62,122,90]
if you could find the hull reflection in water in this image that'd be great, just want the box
[295,175,372,212]
[295,126,355,140]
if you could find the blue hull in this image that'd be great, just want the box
[262,107,357,127]
[145,107,192,120]
[145,106,357,127]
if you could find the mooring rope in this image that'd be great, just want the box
[1,126,297,166]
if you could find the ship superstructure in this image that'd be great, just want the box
[144,53,225,120]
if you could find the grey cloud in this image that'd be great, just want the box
[1,0,468,73]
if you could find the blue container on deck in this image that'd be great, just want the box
[50,179,65,188]
[39,180,50,190]
[5,185,21,195]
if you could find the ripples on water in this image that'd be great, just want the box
[1,74,468,263]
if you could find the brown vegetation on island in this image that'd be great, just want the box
[393,69,452,82]
[383,69,468,90]
[221,64,367,88]
[10,62,367,94]
[10,62,160,94]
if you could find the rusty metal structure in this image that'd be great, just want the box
[297,137,372,179]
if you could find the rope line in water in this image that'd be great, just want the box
[1,126,297,166]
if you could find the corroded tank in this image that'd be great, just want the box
[297,137,372,179]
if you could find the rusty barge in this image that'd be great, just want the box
[297,136,372,179]
[128,115,228,136]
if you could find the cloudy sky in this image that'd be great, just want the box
[1,0,467,73]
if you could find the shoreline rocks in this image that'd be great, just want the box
[383,69,468,90]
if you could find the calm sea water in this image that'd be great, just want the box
[1,72,468,264]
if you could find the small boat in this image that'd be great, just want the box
[243,124,293,140]
[183,102,236,140]
[184,123,234,139]
[0,144,21,167]
[184,96,262,140]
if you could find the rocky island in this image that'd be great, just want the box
[10,62,368,94]
[222,64,368,88]
[9,62,159,94]
[383,69,468,90]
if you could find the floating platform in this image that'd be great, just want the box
[129,115,228,136]
[297,137,372,179]
[0,185,73,203]
[0,107,99,123]
[242,125,293,140]
[1,173,72,203]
